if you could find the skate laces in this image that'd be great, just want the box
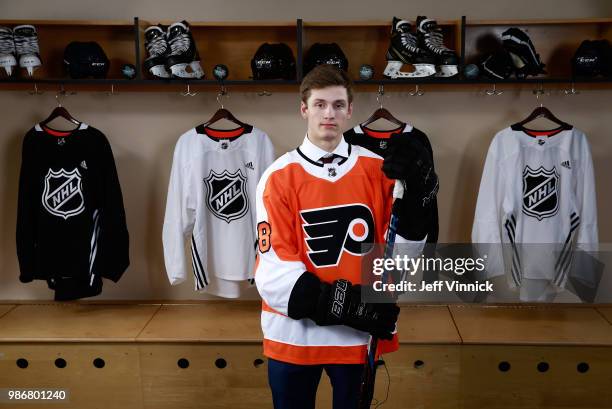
[167,23,191,56]
[145,28,168,58]
[13,26,39,55]
[395,21,418,52]
[419,19,452,55]
[0,27,15,55]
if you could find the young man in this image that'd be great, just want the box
[254,65,433,409]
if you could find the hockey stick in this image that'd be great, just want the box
[358,180,404,409]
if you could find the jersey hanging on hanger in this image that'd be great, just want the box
[163,124,274,298]
[344,123,439,243]
[16,123,130,300]
[472,125,598,290]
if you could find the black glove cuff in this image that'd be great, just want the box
[287,272,322,320]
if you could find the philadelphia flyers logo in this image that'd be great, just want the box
[300,204,375,267]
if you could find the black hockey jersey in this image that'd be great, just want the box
[16,123,129,300]
[344,123,439,243]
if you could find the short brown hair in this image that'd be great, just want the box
[300,65,353,104]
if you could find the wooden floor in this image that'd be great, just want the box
[0,302,611,408]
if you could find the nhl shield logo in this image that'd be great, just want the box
[42,168,85,219]
[522,166,560,221]
[204,169,249,223]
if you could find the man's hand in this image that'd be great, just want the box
[382,135,438,208]
[288,273,399,340]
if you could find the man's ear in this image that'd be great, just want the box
[300,101,308,119]
[346,102,353,119]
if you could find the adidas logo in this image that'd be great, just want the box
[245,161,255,170]
[80,160,88,170]
[561,160,571,169]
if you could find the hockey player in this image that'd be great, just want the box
[254,64,433,409]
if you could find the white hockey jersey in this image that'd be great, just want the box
[163,124,275,297]
[472,125,598,289]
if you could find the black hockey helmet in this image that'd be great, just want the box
[572,39,612,77]
[303,43,348,75]
[251,43,296,80]
[63,42,110,79]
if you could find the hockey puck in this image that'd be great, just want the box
[359,64,374,80]
[121,64,136,79]
[463,64,479,79]
[213,64,229,81]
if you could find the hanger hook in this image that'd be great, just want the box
[257,90,272,97]
[564,82,580,95]
[28,83,43,96]
[409,84,424,97]
[107,83,117,96]
[485,83,503,96]
[217,85,228,109]
[55,85,66,108]
[181,83,197,97]
[376,84,385,109]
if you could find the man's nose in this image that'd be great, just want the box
[323,105,335,118]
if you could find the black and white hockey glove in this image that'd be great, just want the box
[288,272,399,340]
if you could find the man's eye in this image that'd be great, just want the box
[335,104,345,109]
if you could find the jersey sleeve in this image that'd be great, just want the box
[95,132,130,282]
[576,137,598,246]
[254,166,307,315]
[472,136,505,277]
[162,140,196,286]
[16,131,37,282]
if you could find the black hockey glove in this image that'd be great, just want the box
[382,135,438,208]
[381,135,439,240]
[288,272,399,340]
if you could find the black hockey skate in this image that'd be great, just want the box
[416,16,458,77]
[0,26,17,76]
[13,25,41,76]
[144,25,171,78]
[166,21,204,79]
[502,27,546,78]
[384,17,436,79]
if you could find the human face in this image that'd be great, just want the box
[300,86,353,152]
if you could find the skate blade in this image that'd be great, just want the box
[19,55,41,76]
[170,61,204,79]
[435,65,458,77]
[384,61,436,78]
[0,55,17,76]
[149,65,171,78]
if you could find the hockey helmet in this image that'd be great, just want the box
[63,42,110,79]
[251,43,296,80]
[572,39,612,77]
[303,43,348,75]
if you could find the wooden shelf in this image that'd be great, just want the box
[0,17,610,90]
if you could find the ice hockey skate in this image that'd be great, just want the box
[13,25,41,76]
[166,21,204,79]
[0,26,17,76]
[144,24,171,78]
[383,17,436,79]
[416,16,458,77]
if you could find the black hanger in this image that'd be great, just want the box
[361,85,404,128]
[513,106,572,131]
[40,92,80,128]
[361,107,404,128]
[202,108,247,128]
[202,87,247,128]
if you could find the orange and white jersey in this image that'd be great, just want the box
[255,135,398,365]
